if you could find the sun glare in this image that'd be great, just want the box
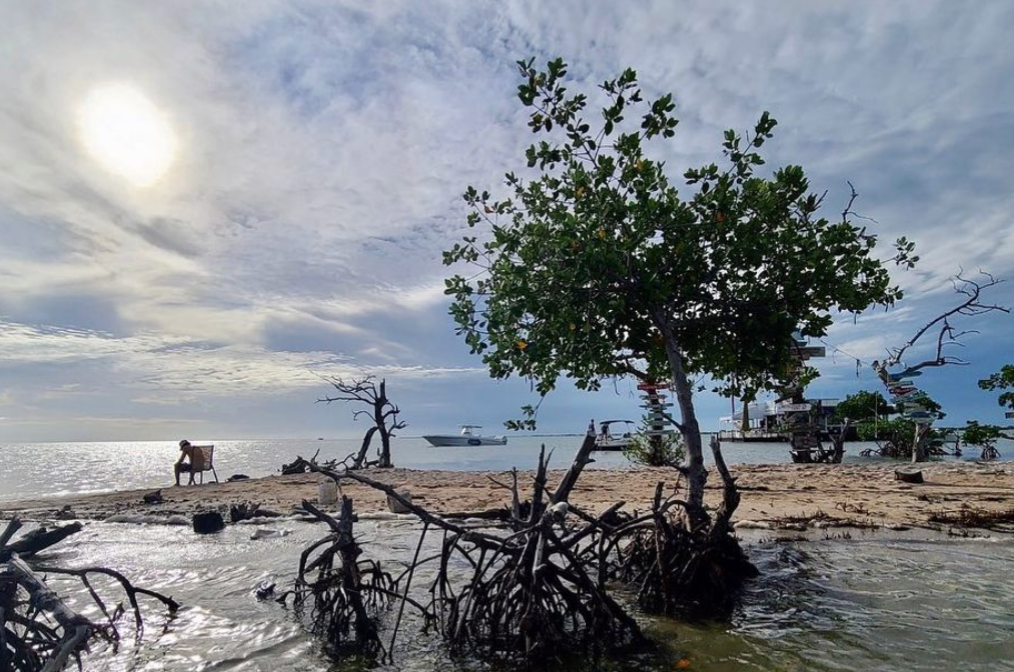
[77,84,177,188]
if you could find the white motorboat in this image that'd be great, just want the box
[423,425,508,447]
[593,420,636,451]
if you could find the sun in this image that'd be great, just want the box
[77,84,177,188]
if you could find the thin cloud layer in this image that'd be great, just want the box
[1,0,1012,440]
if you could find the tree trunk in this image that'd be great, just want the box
[353,426,379,469]
[376,381,394,468]
[740,398,750,434]
[658,324,706,520]
[912,423,931,463]
[377,426,392,468]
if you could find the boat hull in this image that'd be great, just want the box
[423,435,508,447]
[593,438,632,451]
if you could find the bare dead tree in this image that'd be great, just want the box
[317,376,406,469]
[872,270,1009,462]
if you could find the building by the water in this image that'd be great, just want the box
[717,398,845,441]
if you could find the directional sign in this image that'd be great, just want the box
[906,411,932,419]
[1006,411,1014,419]
[792,346,826,358]
[637,382,670,391]
[889,370,923,381]
[777,402,812,413]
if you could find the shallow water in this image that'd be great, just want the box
[2,436,1010,502]
[34,520,1014,672]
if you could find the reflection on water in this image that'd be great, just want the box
[2,437,1011,502]
[37,520,1014,672]
[666,537,1014,672]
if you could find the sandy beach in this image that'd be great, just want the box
[3,462,1013,532]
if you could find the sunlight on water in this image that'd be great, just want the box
[2,437,1009,503]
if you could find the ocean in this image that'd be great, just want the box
[1,435,1011,502]
[2,436,1013,671]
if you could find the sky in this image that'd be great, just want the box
[1,0,1012,443]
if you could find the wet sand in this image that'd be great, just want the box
[3,462,1013,531]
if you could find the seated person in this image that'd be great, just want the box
[174,439,195,486]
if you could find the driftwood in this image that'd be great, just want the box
[229,503,283,523]
[0,523,83,563]
[281,448,342,475]
[1,518,178,671]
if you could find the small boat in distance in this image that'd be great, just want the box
[593,420,636,451]
[423,425,508,447]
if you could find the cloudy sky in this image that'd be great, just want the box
[1,1,1012,442]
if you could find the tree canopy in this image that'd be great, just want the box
[833,390,894,423]
[979,364,1014,412]
[444,58,915,430]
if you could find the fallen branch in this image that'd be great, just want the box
[2,519,179,672]
[0,523,83,563]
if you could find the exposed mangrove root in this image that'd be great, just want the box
[280,497,405,662]
[282,426,754,666]
[305,429,649,666]
[979,445,1001,461]
[1,518,178,672]
[610,437,756,619]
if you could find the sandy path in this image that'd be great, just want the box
[3,462,1013,531]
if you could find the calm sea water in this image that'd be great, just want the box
[3,436,1014,670]
[32,521,1014,672]
[1,435,1011,502]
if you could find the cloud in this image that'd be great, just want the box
[0,1,1012,438]
[0,319,482,399]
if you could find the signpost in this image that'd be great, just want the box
[777,402,812,413]
[637,381,677,444]
[793,346,826,359]
[889,370,923,382]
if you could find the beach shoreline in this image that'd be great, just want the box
[2,461,1013,533]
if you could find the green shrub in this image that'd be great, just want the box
[623,432,686,468]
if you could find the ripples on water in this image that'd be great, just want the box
[34,520,1014,672]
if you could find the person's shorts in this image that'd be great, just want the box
[178,463,193,472]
